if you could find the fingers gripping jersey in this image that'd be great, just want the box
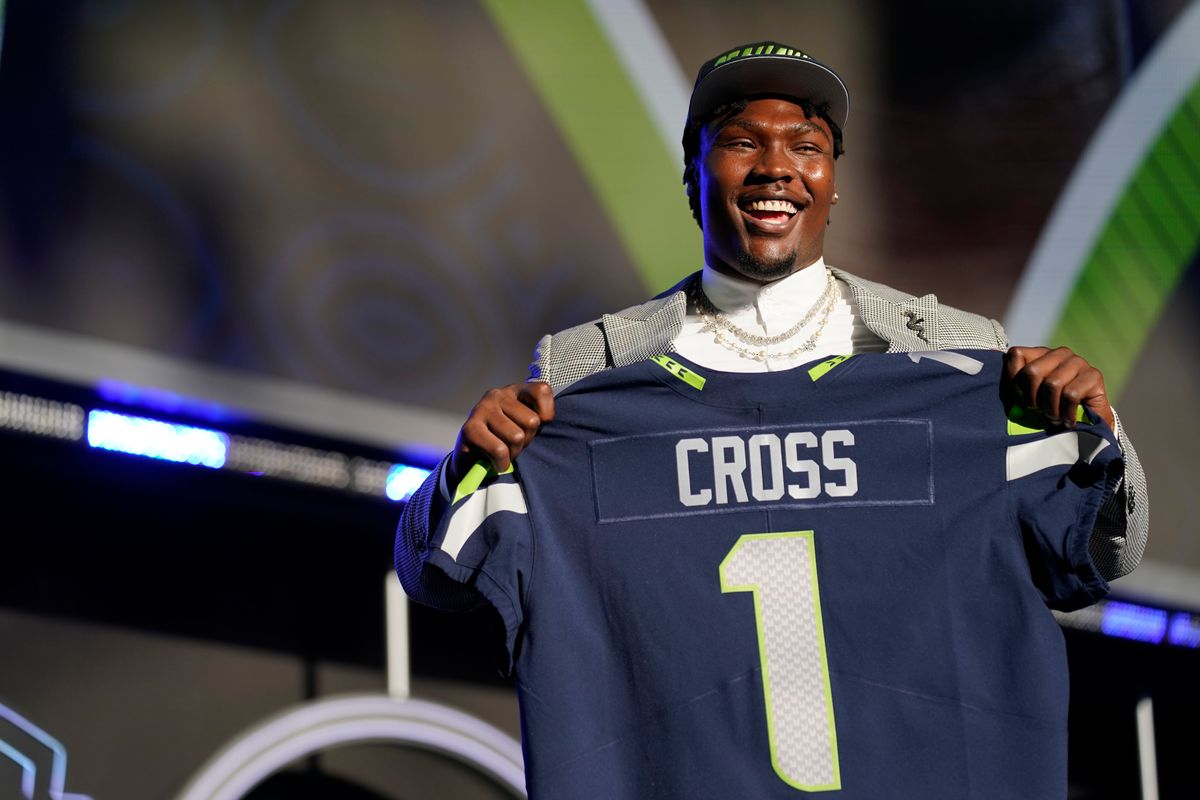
[418,351,1122,800]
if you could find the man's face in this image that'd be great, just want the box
[696,97,837,282]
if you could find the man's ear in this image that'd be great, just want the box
[684,158,704,230]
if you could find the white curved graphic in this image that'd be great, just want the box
[174,694,526,800]
[0,737,36,800]
[1004,1,1200,344]
[584,0,690,164]
[0,702,92,800]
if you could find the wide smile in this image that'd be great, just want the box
[738,198,800,232]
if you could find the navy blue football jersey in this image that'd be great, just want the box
[422,350,1121,799]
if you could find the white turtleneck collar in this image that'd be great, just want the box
[699,257,832,333]
[673,258,886,372]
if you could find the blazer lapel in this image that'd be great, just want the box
[601,289,689,368]
[834,269,942,352]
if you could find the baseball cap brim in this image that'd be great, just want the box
[687,48,849,130]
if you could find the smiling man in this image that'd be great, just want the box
[396,42,1148,798]
[696,98,836,282]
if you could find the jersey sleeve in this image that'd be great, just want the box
[422,462,535,669]
[394,454,486,612]
[1006,417,1126,611]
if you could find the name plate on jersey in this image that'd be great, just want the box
[588,420,932,523]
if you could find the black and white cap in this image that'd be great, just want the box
[687,42,849,129]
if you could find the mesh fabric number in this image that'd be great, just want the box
[719,531,841,792]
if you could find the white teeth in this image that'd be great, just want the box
[746,199,797,215]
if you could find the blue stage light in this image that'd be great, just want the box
[385,465,431,502]
[96,379,232,422]
[1166,612,1200,649]
[1100,601,1169,644]
[86,410,228,468]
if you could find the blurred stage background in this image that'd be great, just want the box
[0,1,1198,797]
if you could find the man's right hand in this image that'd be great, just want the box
[447,382,556,490]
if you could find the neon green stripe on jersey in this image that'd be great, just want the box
[652,355,706,390]
[1007,405,1089,435]
[808,355,854,382]
[453,461,515,505]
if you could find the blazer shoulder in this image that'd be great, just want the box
[833,267,1008,350]
[527,321,609,392]
[936,303,1009,349]
[527,276,694,392]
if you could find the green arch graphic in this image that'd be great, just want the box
[480,0,700,294]
[1007,2,1200,401]
[1053,80,1200,398]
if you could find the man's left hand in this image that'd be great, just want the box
[1003,346,1116,430]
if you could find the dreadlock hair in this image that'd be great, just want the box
[681,95,844,229]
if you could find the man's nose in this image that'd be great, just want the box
[750,143,793,181]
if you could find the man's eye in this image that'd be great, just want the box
[722,139,754,149]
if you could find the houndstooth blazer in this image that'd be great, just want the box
[397,268,1147,611]
[526,267,1147,582]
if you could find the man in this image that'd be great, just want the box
[397,42,1147,797]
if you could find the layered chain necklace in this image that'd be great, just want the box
[690,271,838,362]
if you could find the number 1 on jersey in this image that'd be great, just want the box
[719,532,841,792]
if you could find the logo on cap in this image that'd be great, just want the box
[711,43,812,69]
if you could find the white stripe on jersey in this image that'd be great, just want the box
[441,482,528,562]
[907,350,985,375]
[1006,431,1110,481]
